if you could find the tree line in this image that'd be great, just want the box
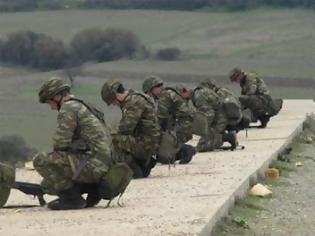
[0,0,314,12]
[0,28,147,70]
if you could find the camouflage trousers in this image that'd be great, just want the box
[112,134,158,163]
[33,151,109,195]
[239,95,271,119]
[196,111,229,152]
[176,118,193,145]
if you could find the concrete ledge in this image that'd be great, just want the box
[0,100,314,236]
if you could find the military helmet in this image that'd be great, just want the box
[175,84,186,94]
[0,163,15,207]
[142,75,163,93]
[229,67,245,82]
[101,80,122,105]
[200,78,217,89]
[38,77,70,103]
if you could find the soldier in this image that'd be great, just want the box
[142,75,196,164]
[229,67,281,128]
[199,79,250,132]
[34,77,128,210]
[101,80,160,178]
[178,81,237,152]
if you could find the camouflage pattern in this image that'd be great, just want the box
[239,73,272,118]
[142,75,163,93]
[157,87,193,145]
[101,80,122,105]
[112,91,161,162]
[33,96,113,194]
[191,84,228,151]
[38,77,70,103]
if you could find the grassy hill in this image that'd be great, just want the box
[0,8,314,151]
[0,8,314,77]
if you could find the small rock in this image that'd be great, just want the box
[295,162,303,167]
[265,168,279,179]
[249,183,272,198]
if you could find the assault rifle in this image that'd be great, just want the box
[13,181,46,206]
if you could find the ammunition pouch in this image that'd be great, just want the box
[157,131,178,163]
[101,162,133,200]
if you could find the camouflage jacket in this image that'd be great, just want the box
[118,91,160,144]
[241,73,270,96]
[191,85,221,123]
[156,87,192,135]
[53,96,112,164]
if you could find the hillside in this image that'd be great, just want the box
[0,8,314,77]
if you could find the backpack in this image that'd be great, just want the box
[157,130,178,163]
[102,162,133,201]
[268,98,283,116]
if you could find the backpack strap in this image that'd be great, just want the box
[65,97,105,124]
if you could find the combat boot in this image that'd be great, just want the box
[258,115,270,128]
[141,157,157,178]
[176,144,196,164]
[80,183,102,208]
[47,185,86,210]
[223,132,238,150]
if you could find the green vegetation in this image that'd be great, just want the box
[215,127,315,235]
[0,28,145,69]
[0,9,314,77]
[0,0,314,12]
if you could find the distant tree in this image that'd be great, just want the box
[1,31,68,69]
[155,47,181,61]
[70,27,145,63]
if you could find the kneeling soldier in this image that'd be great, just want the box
[101,80,160,178]
[35,77,131,210]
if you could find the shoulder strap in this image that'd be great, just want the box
[130,91,155,107]
[66,98,105,124]
[164,87,180,95]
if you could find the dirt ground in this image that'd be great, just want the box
[214,129,315,236]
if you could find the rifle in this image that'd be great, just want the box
[13,181,46,206]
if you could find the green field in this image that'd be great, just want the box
[0,8,314,152]
[0,8,314,77]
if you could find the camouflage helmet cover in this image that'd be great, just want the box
[101,80,122,105]
[229,67,245,82]
[175,84,186,94]
[38,77,70,103]
[142,75,163,93]
[200,78,217,89]
[0,163,15,207]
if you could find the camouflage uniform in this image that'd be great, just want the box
[112,90,161,164]
[191,82,228,151]
[101,80,160,178]
[202,80,249,132]
[157,87,193,145]
[33,96,113,195]
[239,72,271,118]
[229,68,276,128]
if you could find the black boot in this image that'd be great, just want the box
[258,115,270,128]
[223,132,238,150]
[80,183,102,208]
[48,185,86,210]
[141,157,157,178]
[128,160,144,179]
[176,144,196,164]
